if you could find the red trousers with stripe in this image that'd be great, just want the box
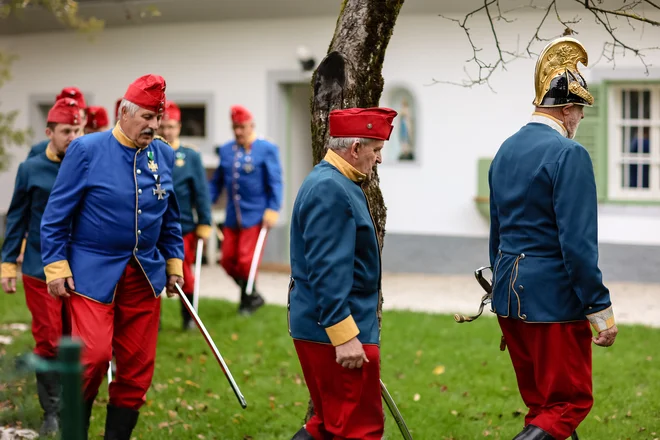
[220,225,265,281]
[66,260,160,410]
[498,316,594,439]
[23,275,68,359]
[181,232,198,295]
[294,339,384,439]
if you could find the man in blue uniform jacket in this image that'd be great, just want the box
[209,105,283,315]
[159,100,212,330]
[288,107,397,440]
[1,97,82,436]
[41,74,184,440]
[488,37,618,440]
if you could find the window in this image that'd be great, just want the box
[179,104,206,138]
[608,86,660,201]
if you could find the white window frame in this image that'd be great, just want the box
[608,85,660,201]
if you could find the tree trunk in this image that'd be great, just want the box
[304,0,404,424]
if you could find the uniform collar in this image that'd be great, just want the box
[45,143,62,163]
[112,122,147,149]
[323,149,366,183]
[237,132,258,152]
[171,139,181,150]
[530,112,568,138]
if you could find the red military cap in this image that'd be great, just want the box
[86,106,109,129]
[123,74,166,114]
[230,105,253,124]
[329,107,398,141]
[56,86,87,109]
[47,98,81,125]
[163,101,181,122]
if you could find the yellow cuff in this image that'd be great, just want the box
[325,315,360,346]
[20,238,27,254]
[1,263,18,279]
[44,260,73,284]
[263,209,279,226]
[166,258,184,277]
[195,224,212,239]
[587,306,615,332]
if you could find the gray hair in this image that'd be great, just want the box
[327,137,374,151]
[117,99,141,119]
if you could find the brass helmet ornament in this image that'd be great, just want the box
[533,37,594,107]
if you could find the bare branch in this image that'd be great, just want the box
[436,0,660,90]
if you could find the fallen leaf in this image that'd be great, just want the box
[433,365,446,375]
[451,410,458,416]
[231,333,239,341]
[413,393,420,401]
[168,410,177,419]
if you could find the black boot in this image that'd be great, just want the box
[36,370,60,437]
[571,432,579,440]
[238,280,265,316]
[513,425,555,440]
[82,399,94,440]
[103,405,139,440]
[181,293,195,330]
[291,426,314,439]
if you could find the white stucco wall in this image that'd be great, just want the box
[1,5,659,245]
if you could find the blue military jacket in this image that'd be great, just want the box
[41,124,184,304]
[209,136,283,228]
[27,140,48,159]
[1,147,61,281]
[489,114,612,323]
[171,141,212,238]
[288,150,381,346]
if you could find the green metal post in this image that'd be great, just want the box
[58,337,84,440]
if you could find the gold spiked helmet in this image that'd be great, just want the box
[533,37,594,107]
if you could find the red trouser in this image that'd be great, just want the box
[181,232,198,295]
[66,260,160,410]
[498,316,594,439]
[220,225,265,280]
[294,339,384,440]
[23,275,68,359]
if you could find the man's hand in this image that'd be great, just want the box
[16,253,24,265]
[166,275,184,298]
[593,325,618,347]
[335,336,369,369]
[1,278,17,294]
[47,277,74,298]
[262,216,276,229]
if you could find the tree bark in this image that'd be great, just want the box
[304,0,404,424]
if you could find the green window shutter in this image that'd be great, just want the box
[573,83,607,201]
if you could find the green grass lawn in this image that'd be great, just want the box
[1,284,660,439]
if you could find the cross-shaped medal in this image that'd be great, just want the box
[153,175,166,200]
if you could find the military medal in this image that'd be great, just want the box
[147,150,158,172]
[153,175,166,200]
[243,155,254,173]
[175,151,186,167]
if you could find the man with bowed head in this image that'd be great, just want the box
[159,100,213,330]
[1,97,82,436]
[41,74,184,440]
[209,105,283,315]
[288,107,397,440]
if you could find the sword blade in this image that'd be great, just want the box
[193,238,203,312]
[380,380,413,440]
[175,283,247,409]
[246,227,267,296]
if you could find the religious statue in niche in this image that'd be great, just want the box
[385,87,416,162]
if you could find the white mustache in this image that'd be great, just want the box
[140,129,154,136]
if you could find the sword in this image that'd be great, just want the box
[246,227,268,296]
[454,266,493,323]
[107,360,113,384]
[175,283,247,409]
[381,380,413,440]
[192,238,203,312]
